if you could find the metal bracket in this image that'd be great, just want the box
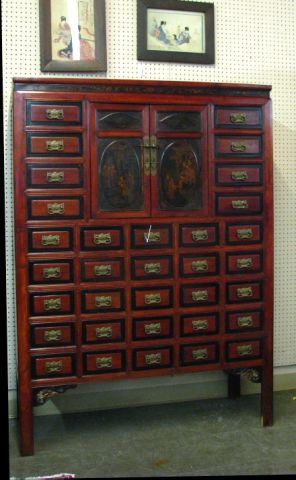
[225,368,262,383]
[33,385,77,406]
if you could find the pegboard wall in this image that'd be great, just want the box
[3,0,296,391]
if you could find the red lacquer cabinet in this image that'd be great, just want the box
[13,79,273,455]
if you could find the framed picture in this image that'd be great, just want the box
[39,0,107,72]
[137,0,214,64]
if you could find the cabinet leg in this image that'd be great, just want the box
[261,365,273,426]
[18,390,34,456]
[228,372,241,399]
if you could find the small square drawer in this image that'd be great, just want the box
[180,284,219,307]
[216,194,263,215]
[82,320,125,344]
[179,223,218,247]
[27,102,82,126]
[27,164,83,188]
[83,350,126,375]
[226,281,263,303]
[81,227,124,250]
[180,313,219,337]
[215,136,262,157]
[29,260,73,284]
[132,346,173,370]
[28,228,73,252]
[214,107,262,129]
[226,310,263,333]
[226,251,263,274]
[215,164,262,186]
[131,224,172,249]
[26,133,82,157]
[131,255,173,280]
[31,354,75,379]
[81,289,124,313]
[180,254,219,277]
[28,197,83,220]
[132,316,173,340]
[225,339,262,361]
[132,287,173,310]
[226,223,263,245]
[81,258,124,282]
[31,323,75,347]
[30,291,74,316]
[180,343,219,366]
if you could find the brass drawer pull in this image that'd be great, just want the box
[44,330,62,342]
[192,229,208,241]
[47,203,65,215]
[93,233,112,245]
[237,287,253,298]
[43,267,61,279]
[192,319,208,331]
[192,290,208,302]
[144,323,161,335]
[237,258,253,269]
[47,171,65,183]
[232,200,248,209]
[96,327,113,338]
[144,231,161,243]
[192,348,208,360]
[95,296,112,308]
[230,112,247,124]
[230,143,247,153]
[46,140,64,152]
[94,265,112,276]
[145,353,161,365]
[237,228,253,239]
[45,360,63,373]
[192,260,208,272]
[231,171,248,182]
[144,263,161,274]
[41,234,60,246]
[96,357,113,368]
[237,315,254,328]
[46,108,64,120]
[145,293,161,305]
[237,344,253,356]
[43,298,61,311]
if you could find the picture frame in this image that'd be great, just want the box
[137,0,214,64]
[39,0,107,72]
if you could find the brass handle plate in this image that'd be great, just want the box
[41,234,60,246]
[143,136,150,176]
[192,348,208,360]
[230,113,247,124]
[232,200,248,209]
[192,319,209,331]
[47,203,65,215]
[192,260,208,272]
[93,233,112,245]
[43,298,61,311]
[145,353,162,365]
[192,230,208,241]
[44,329,62,342]
[144,231,161,243]
[237,344,253,356]
[144,323,161,335]
[237,258,253,269]
[94,265,112,276]
[144,293,161,305]
[45,360,63,373]
[96,327,113,338]
[150,135,158,176]
[231,171,248,182]
[144,263,161,274]
[95,296,112,308]
[46,140,64,152]
[47,171,64,183]
[192,290,208,302]
[237,315,254,327]
[96,357,113,368]
[46,109,64,120]
[230,143,247,153]
[237,287,253,298]
[43,267,61,279]
[237,228,253,239]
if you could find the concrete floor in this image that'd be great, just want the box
[9,389,296,478]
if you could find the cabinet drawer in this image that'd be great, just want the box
[81,258,124,282]
[180,343,219,366]
[180,254,219,277]
[214,107,262,128]
[216,194,263,215]
[131,256,173,280]
[81,289,124,313]
[132,316,173,340]
[225,339,262,361]
[83,320,125,344]
[215,136,262,157]
[31,354,75,378]
[31,323,74,347]
[28,228,73,252]
[226,310,263,333]
[226,251,263,274]
[30,292,74,316]
[179,223,218,247]
[27,133,82,156]
[27,102,82,126]
[180,313,219,337]
[29,260,73,284]
[131,225,172,249]
[180,284,219,307]
[28,197,83,220]
[226,281,262,303]
[27,165,83,188]
[81,227,124,250]
[226,223,263,245]
[132,287,173,310]
[215,164,262,186]
[132,346,173,370]
[83,350,126,374]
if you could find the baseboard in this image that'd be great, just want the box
[8,366,296,419]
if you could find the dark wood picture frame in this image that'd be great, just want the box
[137,0,214,64]
[39,0,107,72]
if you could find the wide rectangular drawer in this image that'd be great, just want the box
[216,194,263,215]
[132,346,173,370]
[131,224,172,249]
[132,316,173,340]
[27,133,82,156]
[83,350,126,374]
[180,284,219,307]
[226,281,263,303]
[81,258,124,282]
[215,164,262,186]
[27,102,82,125]
[179,223,218,247]
[180,254,219,277]
[215,136,262,157]
[31,323,74,347]
[226,310,263,333]
[225,339,262,361]
[131,255,173,280]
[226,223,263,245]
[31,354,75,378]
[132,287,173,310]
[30,291,74,316]
[180,342,219,366]
[81,289,124,313]
[82,320,125,344]
[27,164,83,188]
[226,251,263,274]
[28,228,73,252]
[28,197,83,220]
[180,313,219,337]
[81,227,124,250]
[29,260,73,284]
[214,107,262,128]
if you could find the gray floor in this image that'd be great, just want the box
[9,389,296,478]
